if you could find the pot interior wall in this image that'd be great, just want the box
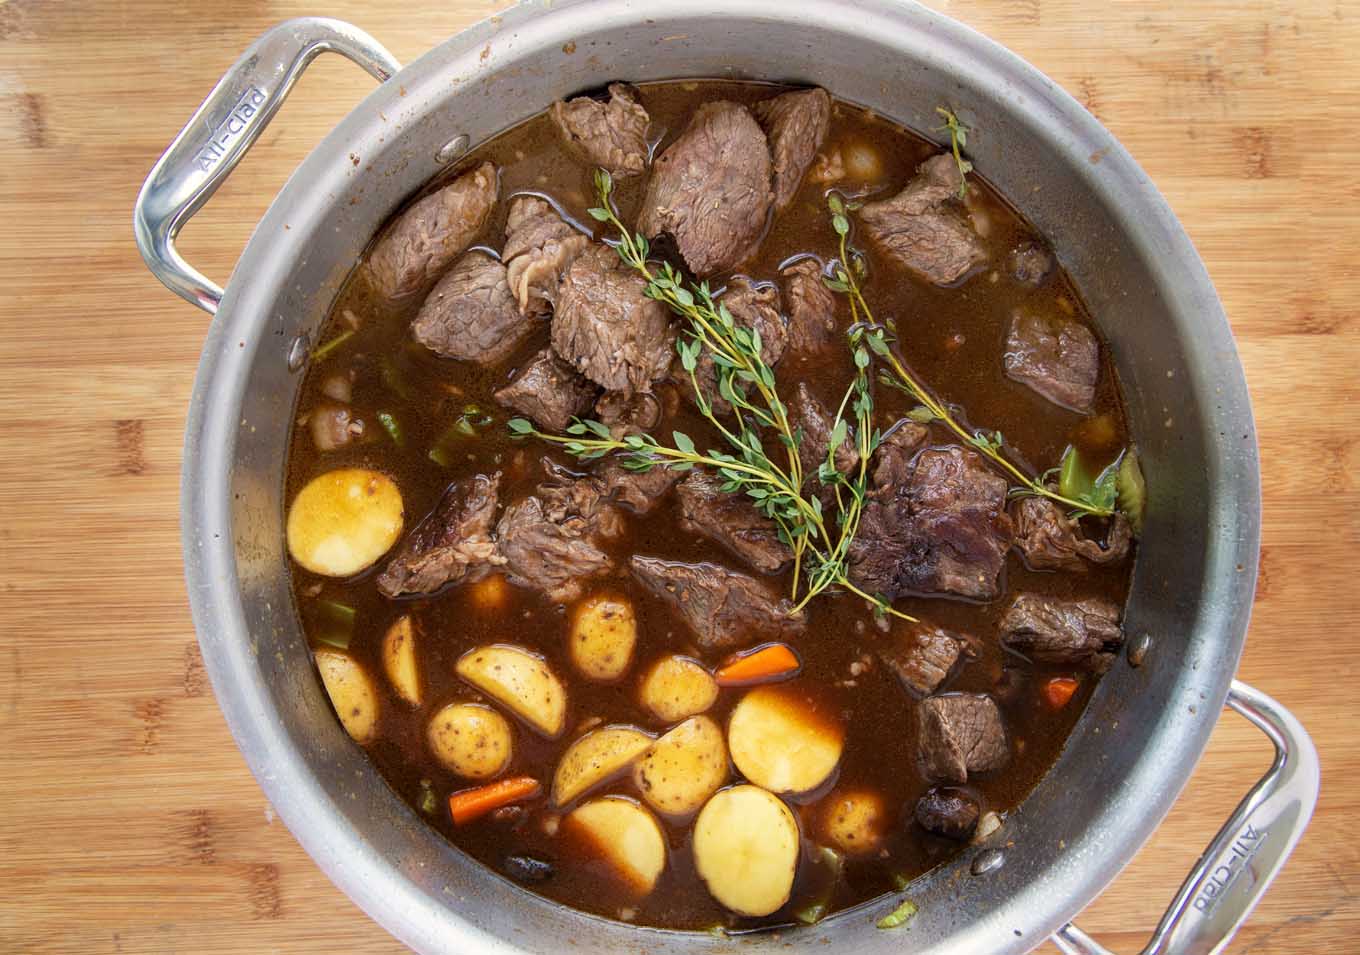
[190,2,1258,952]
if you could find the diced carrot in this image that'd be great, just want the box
[1041,676,1080,709]
[447,775,542,826]
[715,643,801,687]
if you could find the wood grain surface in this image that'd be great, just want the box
[1,0,1356,951]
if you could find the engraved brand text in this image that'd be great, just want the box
[195,87,266,172]
[1192,823,1268,913]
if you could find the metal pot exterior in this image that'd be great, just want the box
[176,2,1267,952]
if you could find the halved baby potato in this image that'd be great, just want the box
[633,715,728,817]
[728,684,844,795]
[565,796,667,896]
[819,787,887,856]
[286,468,404,577]
[456,645,567,738]
[693,785,800,917]
[382,615,421,706]
[552,725,653,808]
[638,655,718,724]
[428,702,514,780]
[314,648,379,745]
[569,594,637,682]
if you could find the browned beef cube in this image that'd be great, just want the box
[676,469,792,574]
[496,470,623,603]
[918,693,1009,784]
[879,625,965,697]
[685,278,785,415]
[999,593,1123,672]
[1003,311,1100,413]
[638,102,774,275]
[412,251,529,366]
[552,245,674,396]
[782,258,837,353]
[597,460,682,516]
[367,162,498,302]
[502,196,590,317]
[494,348,599,432]
[377,473,502,597]
[752,87,831,213]
[1012,497,1131,572]
[859,154,985,285]
[630,556,804,651]
[551,83,651,178]
[868,419,930,488]
[1008,240,1054,286]
[790,383,860,500]
[850,446,1014,601]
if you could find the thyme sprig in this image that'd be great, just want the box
[934,106,973,199]
[509,170,913,620]
[822,191,1115,519]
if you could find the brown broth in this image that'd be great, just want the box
[286,79,1132,931]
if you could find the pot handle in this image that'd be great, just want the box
[1051,680,1319,955]
[133,18,401,314]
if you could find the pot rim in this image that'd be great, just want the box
[180,2,1260,952]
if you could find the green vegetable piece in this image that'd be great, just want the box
[418,780,438,815]
[1117,449,1146,534]
[876,898,918,930]
[311,329,354,363]
[313,599,356,650]
[377,411,403,446]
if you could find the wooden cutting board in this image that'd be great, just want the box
[1,0,1356,951]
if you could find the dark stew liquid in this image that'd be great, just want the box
[285,80,1133,931]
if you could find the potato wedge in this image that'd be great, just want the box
[633,715,728,817]
[728,684,844,795]
[552,725,653,808]
[314,648,378,745]
[428,703,514,779]
[819,787,887,856]
[456,645,567,738]
[638,655,718,724]
[693,785,799,917]
[569,594,637,682]
[565,796,667,896]
[286,468,404,577]
[382,615,421,706]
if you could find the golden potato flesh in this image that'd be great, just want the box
[569,594,638,682]
[819,787,887,856]
[286,468,404,577]
[314,648,379,745]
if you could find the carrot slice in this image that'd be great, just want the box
[1041,676,1080,709]
[715,643,801,687]
[447,775,542,825]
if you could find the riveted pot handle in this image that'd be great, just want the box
[133,18,400,314]
[1052,680,1319,955]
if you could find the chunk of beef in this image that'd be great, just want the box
[1012,497,1132,571]
[918,693,1009,784]
[496,470,623,603]
[502,196,590,317]
[686,278,785,415]
[597,460,682,516]
[1009,240,1054,286]
[367,162,498,302]
[676,470,792,574]
[494,348,599,431]
[752,87,831,213]
[594,388,664,439]
[999,593,1124,672]
[638,102,773,276]
[859,153,985,285]
[550,83,650,178]
[879,624,965,697]
[412,251,529,366]
[1003,311,1100,413]
[915,788,980,840]
[630,556,804,651]
[850,446,1013,601]
[552,245,674,396]
[377,473,503,597]
[309,402,364,452]
[790,383,860,498]
[869,420,930,488]
[781,258,837,353]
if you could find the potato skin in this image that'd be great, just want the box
[819,787,887,856]
[455,645,567,738]
[427,703,514,779]
[382,615,421,706]
[633,715,728,817]
[638,655,718,723]
[314,649,379,745]
[569,594,638,682]
[552,725,653,807]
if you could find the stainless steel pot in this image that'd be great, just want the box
[134,4,1319,953]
